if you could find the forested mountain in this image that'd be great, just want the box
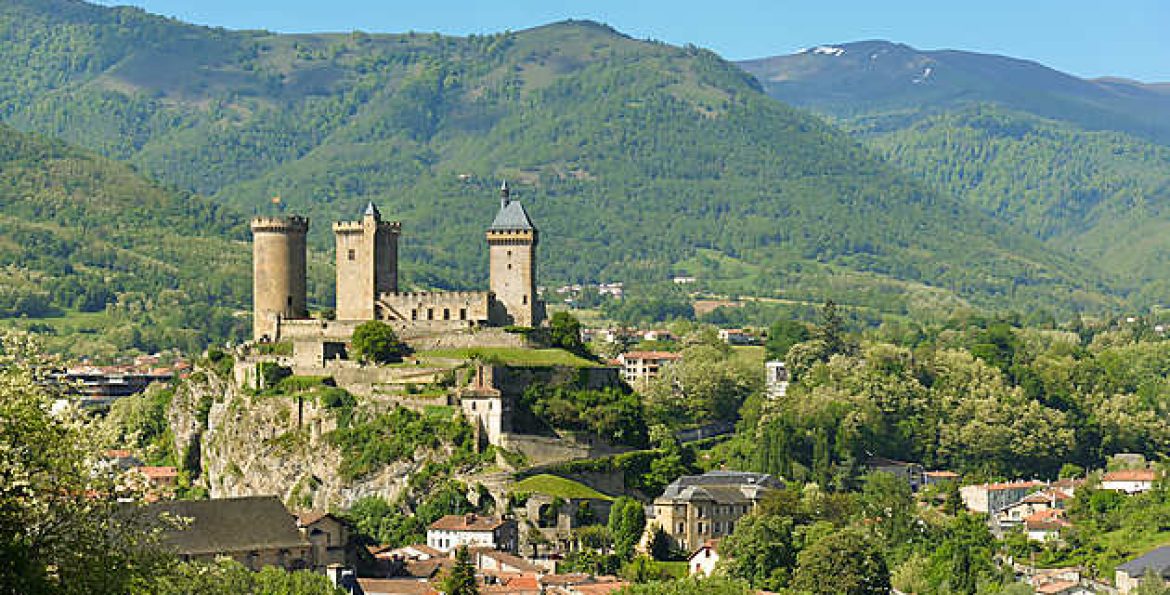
[739,42,1170,308]
[869,106,1170,305]
[0,123,261,355]
[0,1,1123,320]
[737,40,1170,144]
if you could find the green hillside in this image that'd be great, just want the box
[0,1,1123,318]
[0,123,255,356]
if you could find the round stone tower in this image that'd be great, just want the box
[251,215,310,341]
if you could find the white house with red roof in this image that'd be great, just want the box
[1101,469,1159,494]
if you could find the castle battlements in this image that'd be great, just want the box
[486,229,537,244]
[332,220,400,234]
[251,215,309,233]
[381,290,491,300]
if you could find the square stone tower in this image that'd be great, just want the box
[486,182,543,327]
[333,202,400,321]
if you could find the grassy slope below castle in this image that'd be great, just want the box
[0,1,1121,319]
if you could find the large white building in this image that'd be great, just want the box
[426,514,517,554]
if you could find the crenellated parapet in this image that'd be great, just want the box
[251,215,310,234]
[332,220,400,235]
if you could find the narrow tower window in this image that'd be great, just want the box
[347,249,356,261]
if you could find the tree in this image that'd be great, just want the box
[550,311,588,355]
[816,299,853,357]
[719,513,798,591]
[608,496,647,559]
[0,332,171,594]
[791,528,890,595]
[440,545,479,595]
[351,320,407,364]
[766,320,810,361]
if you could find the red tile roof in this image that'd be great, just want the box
[620,351,682,361]
[1102,469,1158,482]
[428,513,507,532]
[135,466,178,479]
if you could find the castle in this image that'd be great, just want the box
[250,182,545,346]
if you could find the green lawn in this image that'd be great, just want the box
[510,474,614,501]
[416,347,599,368]
[655,561,690,578]
[731,345,765,367]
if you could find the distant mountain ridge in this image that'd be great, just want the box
[738,40,1170,143]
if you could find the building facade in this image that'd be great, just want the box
[651,471,782,551]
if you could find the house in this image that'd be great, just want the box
[373,544,444,561]
[133,466,179,491]
[1024,509,1072,542]
[960,481,1044,514]
[924,471,960,486]
[471,547,544,575]
[481,573,541,595]
[688,539,720,577]
[540,574,628,595]
[641,329,675,342]
[652,471,783,551]
[617,351,682,387]
[864,456,925,491]
[139,495,312,570]
[1116,545,1170,594]
[357,578,439,595]
[296,511,358,571]
[996,488,1071,527]
[1029,568,1092,595]
[426,513,517,553]
[1101,469,1159,494]
[764,360,788,398]
[717,328,755,345]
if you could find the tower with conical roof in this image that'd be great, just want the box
[486,181,542,327]
[333,202,400,320]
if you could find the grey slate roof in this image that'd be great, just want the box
[1118,545,1170,578]
[364,201,381,218]
[489,199,535,232]
[142,495,309,555]
[658,471,783,501]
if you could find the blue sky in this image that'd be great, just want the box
[92,0,1170,82]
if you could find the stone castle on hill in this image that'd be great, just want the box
[250,182,545,345]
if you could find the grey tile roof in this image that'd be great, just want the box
[1118,545,1170,577]
[142,495,309,555]
[365,201,381,218]
[658,471,783,501]
[489,199,535,232]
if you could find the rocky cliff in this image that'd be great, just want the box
[167,364,460,511]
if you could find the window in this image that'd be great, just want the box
[460,308,467,320]
[427,308,434,320]
[347,248,356,261]
[507,250,512,256]
[443,308,450,320]
[522,295,528,305]
[411,309,417,320]
[507,263,512,270]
